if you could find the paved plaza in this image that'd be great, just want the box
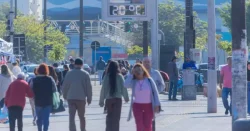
[0,83,233,131]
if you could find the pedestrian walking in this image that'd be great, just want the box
[62,58,92,131]
[69,58,75,70]
[5,73,33,131]
[61,64,69,85]
[0,65,16,109]
[53,63,63,94]
[30,64,57,131]
[99,61,129,131]
[96,56,106,85]
[167,56,179,100]
[101,60,111,114]
[220,56,232,115]
[124,63,160,131]
[11,60,22,78]
[28,68,38,125]
[247,62,250,115]
[48,66,58,85]
[62,64,70,78]
[143,57,165,112]
[143,57,165,93]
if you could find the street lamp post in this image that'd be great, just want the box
[43,0,47,62]
[15,0,17,18]
[158,29,165,45]
[207,0,217,113]
[151,0,159,69]
[79,0,84,57]
[143,21,148,57]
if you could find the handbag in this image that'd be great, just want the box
[52,92,60,110]
[51,99,65,113]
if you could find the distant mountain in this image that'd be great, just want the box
[164,0,230,5]
[48,0,101,8]
[48,0,77,5]
[47,7,101,20]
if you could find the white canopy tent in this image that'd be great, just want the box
[0,38,15,63]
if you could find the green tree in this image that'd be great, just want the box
[0,3,11,21]
[48,44,67,62]
[127,0,207,48]
[219,1,250,45]
[127,45,151,59]
[14,16,69,62]
[0,21,6,38]
[0,3,22,21]
[159,0,207,46]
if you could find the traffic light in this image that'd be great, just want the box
[124,22,132,32]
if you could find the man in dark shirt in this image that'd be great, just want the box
[96,56,106,85]
[167,56,179,100]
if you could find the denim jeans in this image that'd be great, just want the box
[169,80,178,99]
[35,106,52,131]
[248,82,250,114]
[222,88,232,111]
[98,70,104,85]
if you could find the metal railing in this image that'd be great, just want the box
[48,20,133,46]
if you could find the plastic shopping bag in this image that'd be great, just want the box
[0,105,8,123]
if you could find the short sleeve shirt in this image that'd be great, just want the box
[220,65,232,88]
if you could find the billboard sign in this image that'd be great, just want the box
[102,0,153,21]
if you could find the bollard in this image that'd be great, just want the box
[233,119,250,131]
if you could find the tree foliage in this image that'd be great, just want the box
[217,35,232,55]
[0,3,69,62]
[127,45,151,55]
[159,0,207,46]
[127,0,207,49]
[127,45,151,59]
[219,1,250,45]
[13,16,69,62]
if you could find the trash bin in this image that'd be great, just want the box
[182,70,196,100]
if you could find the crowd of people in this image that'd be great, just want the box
[2,55,243,131]
[0,56,167,131]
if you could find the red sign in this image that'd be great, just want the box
[112,54,128,58]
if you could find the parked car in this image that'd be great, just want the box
[196,63,208,70]
[21,64,39,82]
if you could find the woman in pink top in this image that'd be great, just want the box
[124,64,160,131]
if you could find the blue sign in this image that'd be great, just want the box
[92,47,112,66]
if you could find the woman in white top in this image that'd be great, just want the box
[12,61,22,77]
[0,65,16,109]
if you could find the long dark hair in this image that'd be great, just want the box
[107,61,120,96]
[48,66,58,82]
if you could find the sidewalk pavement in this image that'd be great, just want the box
[0,84,234,131]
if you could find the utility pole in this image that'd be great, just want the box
[207,0,217,113]
[43,0,47,62]
[9,0,14,44]
[143,21,148,57]
[79,0,84,57]
[231,0,247,127]
[184,0,195,59]
[14,0,17,18]
[151,0,159,69]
